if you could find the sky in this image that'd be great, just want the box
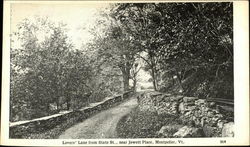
[11,3,110,49]
[11,2,153,87]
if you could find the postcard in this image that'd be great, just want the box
[1,0,249,146]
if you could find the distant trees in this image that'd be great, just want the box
[87,10,141,92]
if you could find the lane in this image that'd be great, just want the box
[58,97,138,139]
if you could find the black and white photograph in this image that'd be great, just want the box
[1,0,249,146]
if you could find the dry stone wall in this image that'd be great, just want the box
[9,91,133,138]
[137,92,234,137]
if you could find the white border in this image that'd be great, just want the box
[1,0,249,146]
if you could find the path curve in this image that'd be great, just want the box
[58,97,138,139]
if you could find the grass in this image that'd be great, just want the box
[116,106,183,138]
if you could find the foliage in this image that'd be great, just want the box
[110,3,233,99]
[10,17,123,121]
[10,2,234,122]
[86,10,141,91]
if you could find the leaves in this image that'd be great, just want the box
[10,3,234,122]
[11,17,94,121]
[111,3,233,97]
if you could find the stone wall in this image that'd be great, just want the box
[137,91,234,137]
[9,91,133,138]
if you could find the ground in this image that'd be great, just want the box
[58,97,138,139]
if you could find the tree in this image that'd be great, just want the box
[155,3,233,98]
[108,3,233,98]
[87,10,140,92]
[110,3,165,91]
[130,60,142,91]
[10,17,94,120]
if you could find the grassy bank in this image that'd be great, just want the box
[116,106,183,138]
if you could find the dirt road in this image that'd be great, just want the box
[58,97,138,139]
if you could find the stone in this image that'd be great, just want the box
[194,111,200,117]
[211,117,219,122]
[213,110,220,114]
[171,102,179,112]
[157,125,183,137]
[165,103,171,107]
[184,111,192,116]
[183,97,198,103]
[200,104,205,108]
[215,113,223,118]
[197,110,202,116]
[205,107,212,112]
[203,125,216,137]
[150,92,162,97]
[195,99,206,105]
[209,102,216,108]
[194,118,201,126]
[222,122,234,137]
[173,126,203,137]
[170,95,183,102]
[157,108,169,115]
[178,102,185,113]
[217,121,224,129]
[201,117,206,127]
[187,120,196,127]
[10,93,129,138]
[172,110,178,114]
[206,117,212,123]
[136,92,233,138]
[172,101,179,106]
[163,93,172,97]
[210,120,218,127]
[163,97,171,102]
[207,111,214,117]
[185,101,195,106]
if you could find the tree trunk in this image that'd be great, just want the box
[176,72,184,93]
[123,72,130,91]
[120,59,131,92]
[151,66,158,91]
[147,51,158,91]
[133,79,137,92]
